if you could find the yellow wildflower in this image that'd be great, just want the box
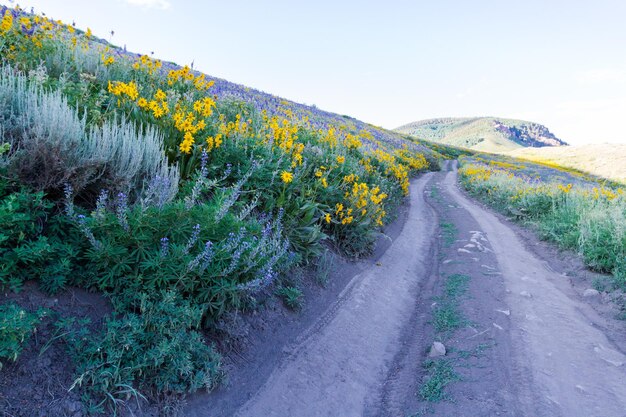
[179,132,194,154]
[154,89,167,101]
[324,213,331,224]
[1,10,13,33]
[280,171,294,184]
[336,155,345,164]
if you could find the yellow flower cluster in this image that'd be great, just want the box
[489,160,523,170]
[101,54,115,66]
[259,112,306,168]
[1,10,13,33]
[205,134,223,152]
[557,183,573,194]
[174,110,207,154]
[460,165,492,182]
[193,97,216,118]
[167,65,214,91]
[108,80,139,102]
[333,182,388,226]
[218,113,254,139]
[343,133,362,150]
[136,89,169,118]
[132,54,163,75]
[592,186,619,201]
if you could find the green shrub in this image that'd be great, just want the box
[66,177,294,323]
[60,291,222,413]
[0,185,81,293]
[0,66,178,203]
[0,303,47,370]
[276,286,304,311]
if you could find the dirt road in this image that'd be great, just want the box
[438,161,626,416]
[194,162,626,417]
[233,173,437,417]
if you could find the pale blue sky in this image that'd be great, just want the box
[4,0,626,145]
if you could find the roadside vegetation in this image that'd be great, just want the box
[0,6,439,413]
[459,156,626,288]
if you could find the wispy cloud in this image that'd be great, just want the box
[123,0,171,10]
[573,68,626,85]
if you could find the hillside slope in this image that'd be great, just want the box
[507,143,626,184]
[395,117,567,152]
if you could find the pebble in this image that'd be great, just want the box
[428,341,447,357]
[583,288,600,299]
[520,290,532,298]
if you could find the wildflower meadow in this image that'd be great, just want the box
[0,5,441,412]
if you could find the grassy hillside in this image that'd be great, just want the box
[507,144,626,184]
[459,153,625,289]
[395,117,567,152]
[0,6,441,413]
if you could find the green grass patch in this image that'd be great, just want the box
[276,286,304,311]
[0,303,48,370]
[457,343,491,360]
[430,185,441,201]
[432,301,464,333]
[419,359,460,402]
[445,274,470,298]
[440,221,458,248]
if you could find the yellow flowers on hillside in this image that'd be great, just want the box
[1,11,13,33]
[108,81,139,101]
[0,5,436,249]
[132,54,163,75]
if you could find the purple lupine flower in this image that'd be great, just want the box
[200,149,209,178]
[188,241,214,272]
[183,224,201,254]
[236,266,277,292]
[76,214,101,250]
[223,241,250,275]
[95,189,109,221]
[116,192,129,231]
[160,237,169,258]
[63,183,75,218]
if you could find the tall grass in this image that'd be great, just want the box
[459,159,626,286]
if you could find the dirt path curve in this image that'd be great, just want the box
[233,174,437,417]
[442,161,626,417]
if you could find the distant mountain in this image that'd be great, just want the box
[395,117,567,152]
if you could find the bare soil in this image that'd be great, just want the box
[0,283,111,417]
